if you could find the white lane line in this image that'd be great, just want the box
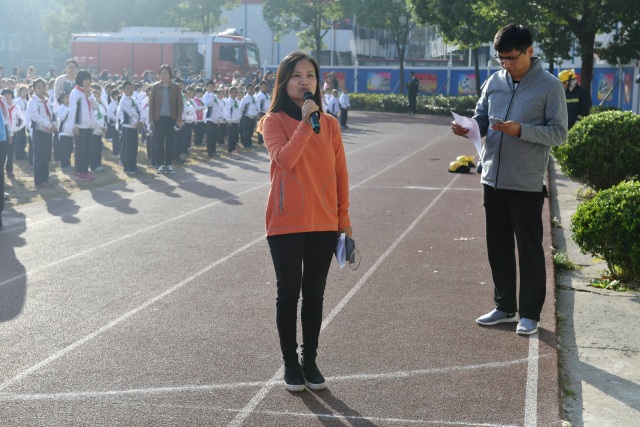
[228,167,461,427]
[524,333,540,427]
[0,357,532,401]
[0,235,265,392]
[0,183,268,289]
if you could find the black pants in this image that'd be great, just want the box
[241,116,256,147]
[108,123,120,156]
[122,127,139,171]
[227,123,239,152]
[267,231,337,364]
[181,122,193,154]
[408,92,417,114]
[53,132,60,161]
[90,134,102,170]
[483,184,546,321]
[14,128,27,160]
[32,129,52,185]
[340,108,348,127]
[74,128,93,173]
[59,135,74,168]
[206,121,218,156]
[0,141,6,214]
[5,137,15,173]
[194,122,206,146]
[154,116,176,166]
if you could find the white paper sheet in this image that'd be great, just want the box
[451,111,482,156]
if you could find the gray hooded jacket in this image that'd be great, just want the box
[474,57,568,192]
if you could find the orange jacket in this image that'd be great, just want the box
[263,111,350,236]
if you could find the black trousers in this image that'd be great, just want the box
[206,121,218,156]
[340,108,348,126]
[154,116,176,166]
[240,116,256,147]
[227,123,239,152]
[90,134,102,170]
[194,122,206,146]
[108,123,120,156]
[32,129,52,185]
[121,127,139,171]
[483,184,546,321]
[74,128,93,173]
[5,137,15,173]
[180,122,193,154]
[267,231,337,364]
[14,128,27,160]
[408,92,417,114]
[59,135,74,168]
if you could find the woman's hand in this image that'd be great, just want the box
[302,98,319,126]
[339,226,353,238]
[451,121,469,137]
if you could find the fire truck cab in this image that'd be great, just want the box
[71,27,260,82]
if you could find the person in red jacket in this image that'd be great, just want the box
[258,51,352,392]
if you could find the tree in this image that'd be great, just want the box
[157,0,239,34]
[344,0,417,93]
[262,0,343,61]
[409,0,498,97]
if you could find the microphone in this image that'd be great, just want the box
[303,91,320,134]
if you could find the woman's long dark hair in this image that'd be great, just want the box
[257,51,322,132]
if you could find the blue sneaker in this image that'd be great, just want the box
[476,309,518,326]
[516,318,539,335]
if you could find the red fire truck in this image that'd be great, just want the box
[70,27,261,81]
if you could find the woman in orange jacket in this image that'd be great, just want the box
[258,51,352,392]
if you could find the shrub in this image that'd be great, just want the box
[349,94,477,116]
[590,105,620,114]
[552,110,640,190]
[571,180,640,283]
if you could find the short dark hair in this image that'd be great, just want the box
[206,80,215,87]
[121,81,133,90]
[32,78,47,89]
[409,71,415,76]
[65,59,78,68]
[494,23,532,53]
[1,88,13,97]
[75,70,92,86]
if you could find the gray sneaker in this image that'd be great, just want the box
[476,309,518,326]
[516,318,539,335]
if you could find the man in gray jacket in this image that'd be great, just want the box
[452,24,567,335]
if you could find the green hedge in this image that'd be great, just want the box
[349,94,478,116]
[571,180,640,283]
[552,110,640,190]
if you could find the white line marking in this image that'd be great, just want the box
[228,160,460,427]
[0,357,532,401]
[0,235,265,392]
[0,183,269,289]
[524,333,540,427]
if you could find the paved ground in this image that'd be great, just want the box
[1,111,563,426]
[550,160,640,427]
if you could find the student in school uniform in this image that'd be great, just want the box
[26,78,56,188]
[90,87,107,172]
[56,91,74,171]
[338,85,351,129]
[254,80,271,145]
[239,83,258,148]
[117,81,143,174]
[106,89,121,160]
[203,81,222,157]
[13,85,29,161]
[0,100,9,228]
[326,89,340,118]
[181,86,196,155]
[225,86,241,154]
[69,70,99,181]
[192,87,206,146]
[2,89,25,178]
[215,88,227,147]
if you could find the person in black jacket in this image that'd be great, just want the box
[406,71,419,115]
[558,69,591,129]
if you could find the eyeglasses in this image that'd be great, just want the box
[494,49,526,63]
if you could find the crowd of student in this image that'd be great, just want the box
[0,60,352,229]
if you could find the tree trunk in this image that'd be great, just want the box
[578,31,596,100]
[398,47,406,94]
[473,47,481,97]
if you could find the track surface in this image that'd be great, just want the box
[0,112,561,426]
